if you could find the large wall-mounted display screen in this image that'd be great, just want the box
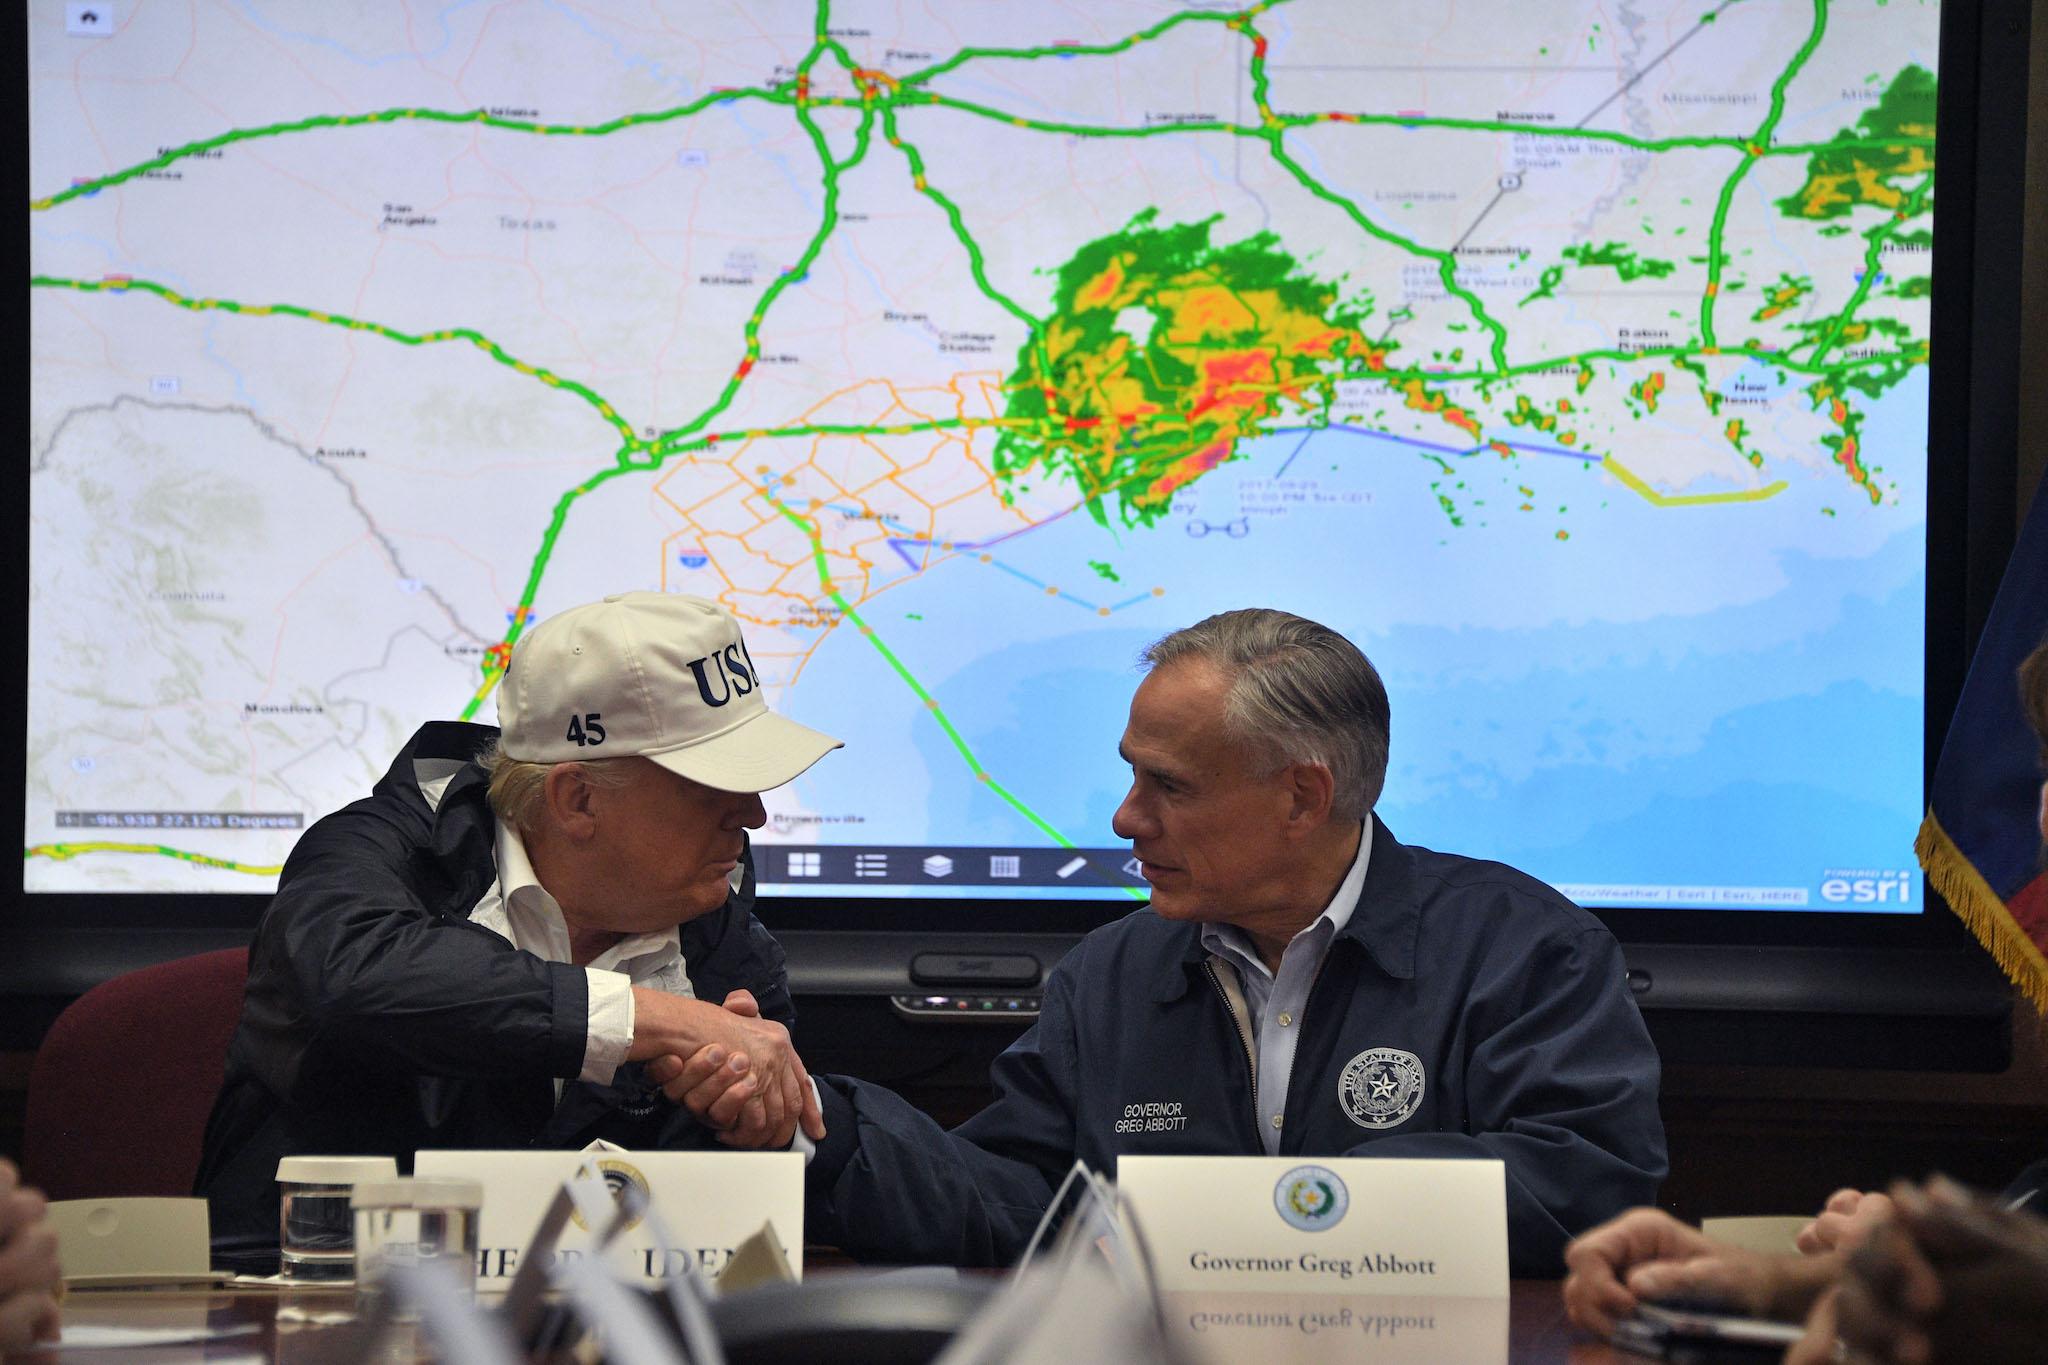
[28,0,1936,910]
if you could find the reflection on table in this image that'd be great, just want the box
[30,1278,1635,1363]
[1166,1290,1509,1363]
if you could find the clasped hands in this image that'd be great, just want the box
[1563,1178,2048,1365]
[628,988,825,1150]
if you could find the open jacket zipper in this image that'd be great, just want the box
[1202,950,1337,1153]
[1203,958,1261,1141]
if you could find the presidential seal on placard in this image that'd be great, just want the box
[1274,1164,1350,1231]
[567,1158,651,1233]
[1338,1047,1426,1129]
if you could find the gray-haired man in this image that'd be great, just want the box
[683,607,1666,1275]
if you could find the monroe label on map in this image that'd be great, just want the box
[57,811,304,831]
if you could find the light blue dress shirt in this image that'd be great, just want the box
[1199,818,1373,1155]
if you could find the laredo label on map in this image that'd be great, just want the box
[29,0,1931,910]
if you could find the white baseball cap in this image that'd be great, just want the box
[496,593,841,793]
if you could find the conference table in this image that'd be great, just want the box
[25,1279,1646,1362]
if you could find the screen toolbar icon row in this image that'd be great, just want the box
[758,846,1147,887]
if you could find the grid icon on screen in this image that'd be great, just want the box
[786,851,820,877]
[989,855,1021,878]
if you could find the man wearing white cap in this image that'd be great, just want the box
[196,593,841,1256]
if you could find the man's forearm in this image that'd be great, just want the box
[627,989,731,1059]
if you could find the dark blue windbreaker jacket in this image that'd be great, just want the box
[807,818,1666,1276]
[194,722,791,1246]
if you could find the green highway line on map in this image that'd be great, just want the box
[28,0,1932,213]
[23,842,284,874]
[1806,173,1934,365]
[1702,0,1828,348]
[29,274,645,447]
[31,94,1926,214]
[29,0,1922,874]
[760,491,1145,898]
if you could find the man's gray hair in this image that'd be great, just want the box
[1140,609,1390,820]
[476,737,635,831]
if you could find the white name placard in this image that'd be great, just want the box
[411,1149,802,1289]
[1116,1156,1507,1298]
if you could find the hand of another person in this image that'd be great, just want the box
[1783,1285,1841,1365]
[1563,1207,1838,1337]
[0,1158,63,1350]
[1563,1208,1728,1335]
[1797,1186,1897,1255]
[1827,1177,2048,1365]
[639,990,824,1146]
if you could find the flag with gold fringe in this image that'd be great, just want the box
[1917,479,2048,1014]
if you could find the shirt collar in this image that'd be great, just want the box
[1156,814,1422,1001]
[1199,817,1373,979]
[485,819,680,973]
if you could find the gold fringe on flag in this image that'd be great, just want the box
[1918,809,2048,1017]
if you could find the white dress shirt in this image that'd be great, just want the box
[450,801,813,1156]
[467,818,696,1087]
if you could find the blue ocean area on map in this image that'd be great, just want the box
[777,369,1928,911]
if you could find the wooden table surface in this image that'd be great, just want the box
[15,1279,1635,1362]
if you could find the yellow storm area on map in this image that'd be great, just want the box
[1777,65,1935,220]
[996,211,1389,529]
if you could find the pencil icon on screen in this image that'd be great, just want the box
[1055,856,1088,879]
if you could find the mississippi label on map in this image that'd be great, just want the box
[28,0,1932,909]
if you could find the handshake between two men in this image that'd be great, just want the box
[630,987,825,1150]
[194,596,1670,1276]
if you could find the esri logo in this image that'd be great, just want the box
[1819,869,1913,905]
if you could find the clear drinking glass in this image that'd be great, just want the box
[276,1155,399,1282]
[351,1177,485,1307]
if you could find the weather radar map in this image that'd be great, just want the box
[29,0,1936,911]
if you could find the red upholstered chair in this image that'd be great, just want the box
[22,948,249,1201]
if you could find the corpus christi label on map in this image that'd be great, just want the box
[28,0,1932,909]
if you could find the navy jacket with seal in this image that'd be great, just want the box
[806,818,1666,1276]
[193,721,793,1245]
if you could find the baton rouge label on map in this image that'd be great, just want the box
[1338,1048,1426,1129]
[1273,1164,1350,1232]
